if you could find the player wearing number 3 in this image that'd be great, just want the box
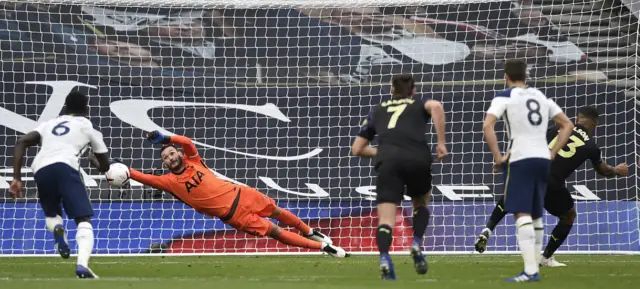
[482,59,574,282]
[9,91,111,279]
[122,131,348,257]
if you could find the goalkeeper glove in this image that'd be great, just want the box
[146,130,171,145]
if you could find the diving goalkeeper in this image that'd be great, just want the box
[125,131,348,257]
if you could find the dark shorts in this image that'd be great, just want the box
[34,162,93,219]
[502,158,550,219]
[544,179,574,217]
[375,158,432,204]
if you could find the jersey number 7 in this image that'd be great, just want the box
[386,104,407,129]
[549,135,585,158]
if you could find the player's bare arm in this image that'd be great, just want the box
[549,112,574,160]
[351,136,377,157]
[9,131,41,199]
[595,162,628,177]
[87,152,111,173]
[424,99,447,160]
[482,113,505,169]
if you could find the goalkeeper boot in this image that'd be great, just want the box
[76,265,100,279]
[321,243,349,258]
[305,229,333,245]
[379,254,396,280]
[540,256,567,267]
[410,240,428,275]
[505,271,540,282]
[53,225,70,259]
[474,228,491,253]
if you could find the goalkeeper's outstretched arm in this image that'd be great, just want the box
[146,131,200,160]
[129,168,173,193]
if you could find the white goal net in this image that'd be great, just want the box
[0,0,637,255]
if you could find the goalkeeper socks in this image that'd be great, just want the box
[515,216,538,275]
[376,224,393,254]
[412,207,430,244]
[273,209,312,236]
[533,218,544,264]
[45,215,63,233]
[543,221,573,258]
[76,222,94,268]
[274,229,322,250]
[486,198,507,232]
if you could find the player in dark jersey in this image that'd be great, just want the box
[351,74,448,280]
[474,106,628,266]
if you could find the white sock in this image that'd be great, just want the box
[76,222,94,268]
[516,216,538,275]
[533,218,544,264]
[45,216,63,233]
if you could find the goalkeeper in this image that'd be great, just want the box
[125,131,348,257]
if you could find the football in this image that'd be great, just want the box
[105,163,130,188]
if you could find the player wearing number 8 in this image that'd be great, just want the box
[482,59,574,282]
[475,106,629,267]
[9,91,111,279]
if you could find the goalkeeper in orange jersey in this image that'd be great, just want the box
[122,131,348,257]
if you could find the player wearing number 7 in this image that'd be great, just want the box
[121,131,348,257]
[351,74,448,280]
[482,59,574,282]
[475,106,628,266]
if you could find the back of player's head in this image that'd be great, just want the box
[65,91,88,115]
[504,59,528,82]
[391,74,415,98]
[578,106,599,122]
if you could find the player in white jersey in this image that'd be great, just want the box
[483,59,574,282]
[9,91,110,279]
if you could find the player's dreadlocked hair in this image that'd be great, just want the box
[578,106,600,122]
[391,74,415,98]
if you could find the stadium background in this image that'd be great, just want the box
[0,0,637,255]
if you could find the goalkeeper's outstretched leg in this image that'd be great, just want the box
[270,207,333,244]
[226,187,347,257]
[266,224,348,258]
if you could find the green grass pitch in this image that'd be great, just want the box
[1,255,639,289]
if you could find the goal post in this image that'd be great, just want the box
[0,0,637,256]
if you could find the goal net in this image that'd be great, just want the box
[0,0,637,255]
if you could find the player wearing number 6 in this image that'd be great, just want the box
[9,91,111,279]
[482,59,574,282]
[475,106,628,266]
[122,131,347,257]
[351,74,448,280]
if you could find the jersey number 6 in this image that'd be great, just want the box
[548,135,585,158]
[51,121,71,136]
[386,104,407,129]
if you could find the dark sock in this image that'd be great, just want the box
[486,197,507,231]
[543,221,573,258]
[412,207,430,242]
[376,224,393,255]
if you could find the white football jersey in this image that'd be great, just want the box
[31,115,108,173]
[487,86,563,162]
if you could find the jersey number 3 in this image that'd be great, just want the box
[548,135,585,158]
[386,104,407,129]
[51,121,71,136]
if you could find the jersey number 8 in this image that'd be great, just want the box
[526,99,542,126]
[51,121,71,136]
